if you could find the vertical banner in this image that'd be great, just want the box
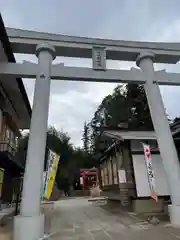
[41,171,47,200]
[142,143,158,202]
[0,168,4,198]
[44,150,60,200]
[41,148,52,199]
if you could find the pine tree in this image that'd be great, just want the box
[82,121,90,153]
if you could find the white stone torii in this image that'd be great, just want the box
[4,28,180,239]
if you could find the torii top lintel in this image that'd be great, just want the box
[6,28,180,64]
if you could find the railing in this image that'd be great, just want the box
[0,142,16,157]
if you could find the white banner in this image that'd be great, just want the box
[44,150,60,199]
[42,150,56,199]
[142,143,158,202]
[44,150,55,196]
[41,171,47,199]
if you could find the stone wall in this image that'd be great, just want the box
[132,198,164,213]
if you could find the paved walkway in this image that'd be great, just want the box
[46,197,180,240]
[2,198,180,239]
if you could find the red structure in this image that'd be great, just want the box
[80,168,97,190]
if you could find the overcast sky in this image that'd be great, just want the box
[1,0,180,146]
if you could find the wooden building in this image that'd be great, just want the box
[0,15,31,205]
[97,129,171,213]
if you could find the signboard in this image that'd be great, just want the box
[92,47,106,71]
[43,150,60,200]
[118,169,126,183]
[142,143,158,202]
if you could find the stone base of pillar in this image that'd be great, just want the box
[13,214,44,240]
[168,205,180,227]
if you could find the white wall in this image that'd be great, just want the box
[131,139,158,152]
[132,154,170,197]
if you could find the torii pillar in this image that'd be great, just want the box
[13,43,56,240]
[137,52,180,225]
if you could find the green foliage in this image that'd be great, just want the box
[87,83,153,152]
[47,126,73,166]
[15,126,95,190]
[125,84,153,130]
[81,121,90,153]
[173,117,180,124]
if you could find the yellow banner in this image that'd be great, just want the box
[0,168,4,184]
[0,168,4,197]
[44,151,60,200]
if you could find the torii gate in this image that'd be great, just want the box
[3,27,180,239]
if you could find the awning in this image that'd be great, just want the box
[103,130,156,141]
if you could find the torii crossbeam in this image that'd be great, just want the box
[6,27,180,63]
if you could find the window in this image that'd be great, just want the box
[112,159,118,184]
[107,159,112,185]
[4,126,16,148]
[5,127,10,142]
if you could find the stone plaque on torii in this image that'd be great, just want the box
[2,27,180,239]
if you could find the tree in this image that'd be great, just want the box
[46,126,73,166]
[82,121,90,153]
[102,86,129,126]
[16,126,96,191]
[125,84,153,130]
[16,127,73,167]
[87,83,153,155]
[173,117,180,124]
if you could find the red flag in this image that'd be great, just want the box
[146,148,149,153]
[152,191,158,202]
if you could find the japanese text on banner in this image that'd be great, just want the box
[142,143,158,202]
